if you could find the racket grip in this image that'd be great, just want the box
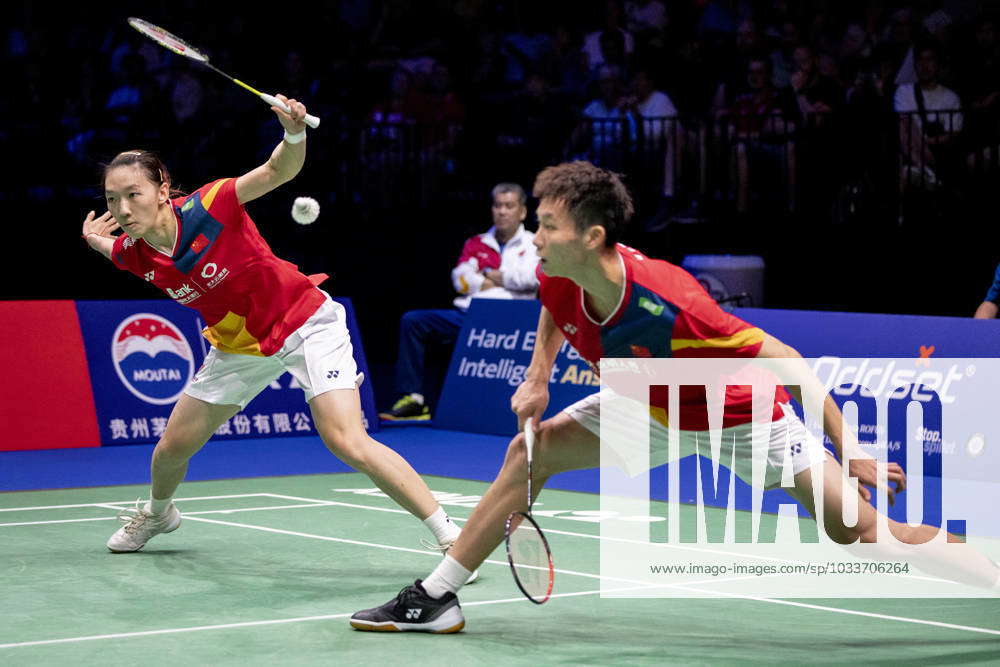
[260,93,321,129]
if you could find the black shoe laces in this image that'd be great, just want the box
[392,585,423,612]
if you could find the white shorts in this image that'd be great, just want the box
[564,389,827,489]
[185,294,362,409]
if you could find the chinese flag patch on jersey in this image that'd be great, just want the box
[630,344,652,357]
[190,233,210,254]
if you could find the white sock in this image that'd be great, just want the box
[423,507,460,546]
[149,495,173,515]
[422,555,472,599]
[410,393,425,404]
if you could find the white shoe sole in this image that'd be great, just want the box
[349,607,465,633]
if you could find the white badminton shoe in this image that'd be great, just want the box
[107,500,182,552]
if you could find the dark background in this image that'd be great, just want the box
[3,1,998,408]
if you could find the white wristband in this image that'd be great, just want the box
[283,129,306,144]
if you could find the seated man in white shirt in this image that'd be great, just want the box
[380,183,539,420]
[894,41,964,189]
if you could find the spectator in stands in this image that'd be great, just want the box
[501,13,553,86]
[571,63,634,170]
[470,28,508,95]
[705,17,768,123]
[546,23,591,100]
[888,8,956,88]
[839,22,875,83]
[973,261,1000,318]
[790,44,844,121]
[380,183,539,421]
[894,41,964,189]
[416,63,466,139]
[956,15,1000,173]
[625,0,668,36]
[620,69,681,213]
[790,43,845,216]
[105,52,162,129]
[368,66,421,126]
[496,72,572,186]
[840,44,900,220]
[583,0,635,69]
[882,8,917,85]
[716,55,798,214]
[623,69,678,142]
[769,21,803,89]
[591,24,631,79]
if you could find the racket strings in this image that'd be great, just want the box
[508,517,552,600]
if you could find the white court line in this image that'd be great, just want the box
[4,490,996,638]
[260,493,949,584]
[0,585,655,650]
[672,585,1000,637]
[0,494,273,513]
[0,503,337,528]
[184,514,1000,636]
[1,491,952,586]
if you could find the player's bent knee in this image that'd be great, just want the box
[502,433,528,469]
[152,438,199,466]
[320,429,373,469]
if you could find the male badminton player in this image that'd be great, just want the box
[351,160,999,633]
[81,95,473,575]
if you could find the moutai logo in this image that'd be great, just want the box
[111,313,195,405]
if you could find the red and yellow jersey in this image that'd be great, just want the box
[538,244,788,429]
[111,178,326,356]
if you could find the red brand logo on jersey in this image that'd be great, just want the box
[190,234,209,253]
[630,345,652,357]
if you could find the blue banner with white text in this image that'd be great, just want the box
[76,297,376,445]
[436,302,1000,437]
[435,299,598,435]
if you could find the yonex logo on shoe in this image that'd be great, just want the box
[405,609,422,619]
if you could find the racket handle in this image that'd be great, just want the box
[260,93,321,129]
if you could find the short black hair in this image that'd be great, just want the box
[533,161,634,246]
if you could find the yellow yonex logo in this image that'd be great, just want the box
[182,199,195,212]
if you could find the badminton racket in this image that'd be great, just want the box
[128,17,320,128]
[504,417,555,604]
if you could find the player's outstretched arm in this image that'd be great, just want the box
[236,93,308,205]
[756,332,906,505]
[511,306,563,431]
[81,210,118,261]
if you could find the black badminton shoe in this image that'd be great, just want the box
[350,580,465,633]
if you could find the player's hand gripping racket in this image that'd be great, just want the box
[504,417,554,604]
[128,18,320,128]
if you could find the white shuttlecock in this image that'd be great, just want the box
[291,197,320,225]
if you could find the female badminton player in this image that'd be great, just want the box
[81,94,471,573]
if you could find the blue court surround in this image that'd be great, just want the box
[0,427,593,494]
